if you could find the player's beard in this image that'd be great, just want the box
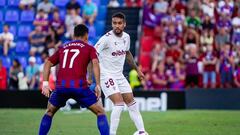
[113,29,123,36]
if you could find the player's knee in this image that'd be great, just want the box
[95,106,106,116]
[127,100,137,107]
[125,98,135,105]
[45,108,56,117]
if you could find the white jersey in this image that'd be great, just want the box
[95,30,130,77]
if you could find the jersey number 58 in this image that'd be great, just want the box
[105,78,115,88]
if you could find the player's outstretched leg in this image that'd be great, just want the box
[123,93,146,133]
[39,102,59,135]
[109,93,125,135]
[88,101,110,135]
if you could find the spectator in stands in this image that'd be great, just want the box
[232,9,240,30]
[37,0,55,14]
[0,60,7,90]
[215,27,230,51]
[170,0,186,14]
[234,62,240,87]
[0,24,15,56]
[108,0,120,8]
[187,0,201,13]
[29,26,46,56]
[65,9,83,39]
[154,0,168,14]
[66,0,81,14]
[151,44,166,72]
[217,0,234,17]
[165,47,182,62]
[202,45,217,88]
[165,55,175,75]
[83,0,98,25]
[168,62,185,90]
[231,11,240,49]
[231,31,240,49]
[17,72,28,90]
[125,0,142,7]
[163,8,185,33]
[34,9,49,32]
[235,0,240,11]
[49,9,65,38]
[164,24,181,49]
[26,56,40,89]
[154,0,169,24]
[184,46,199,88]
[45,26,62,56]
[9,59,23,90]
[185,9,201,29]
[183,28,200,49]
[19,0,36,10]
[201,0,215,18]
[142,72,153,90]
[233,47,240,66]
[216,13,232,33]
[152,61,168,90]
[201,14,215,33]
[219,43,234,88]
[143,1,157,28]
[200,29,214,52]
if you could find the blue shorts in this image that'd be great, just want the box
[49,87,97,108]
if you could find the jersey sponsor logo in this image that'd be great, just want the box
[112,50,126,56]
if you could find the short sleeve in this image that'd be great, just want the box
[9,33,14,41]
[48,50,60,65]
[126,35,130,51]
[90,47,98,60]
[94,36,107,54]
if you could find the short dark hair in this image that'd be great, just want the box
[112,12,126,21]
[74,24,89,37]
[3,24,9,28]
[38,9,44,13]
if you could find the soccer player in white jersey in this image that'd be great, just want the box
[94,12,147,135]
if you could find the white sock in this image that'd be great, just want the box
[110,105,124,135]
[128,101,145,132]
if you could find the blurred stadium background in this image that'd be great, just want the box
[0,0,240,135]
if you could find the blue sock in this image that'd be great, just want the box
[97,115,110,135]
[39,114,52,135]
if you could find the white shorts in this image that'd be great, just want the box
[100,75,132,98]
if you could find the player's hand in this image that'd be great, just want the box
[41,81,52,98]
[95,84,101,100]
[137,70,145,81]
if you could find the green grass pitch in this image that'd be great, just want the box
[0,109,239,135]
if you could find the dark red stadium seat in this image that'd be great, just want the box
[140,36,154,53]
[143,26,154,36]
[139,53,151,72]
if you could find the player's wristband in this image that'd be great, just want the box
[43,81,49,87]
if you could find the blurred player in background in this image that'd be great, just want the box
[94,12,147,135]
[39,24,109,135]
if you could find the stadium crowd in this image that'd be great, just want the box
[0,0,141,90]
[131,0,240,90]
